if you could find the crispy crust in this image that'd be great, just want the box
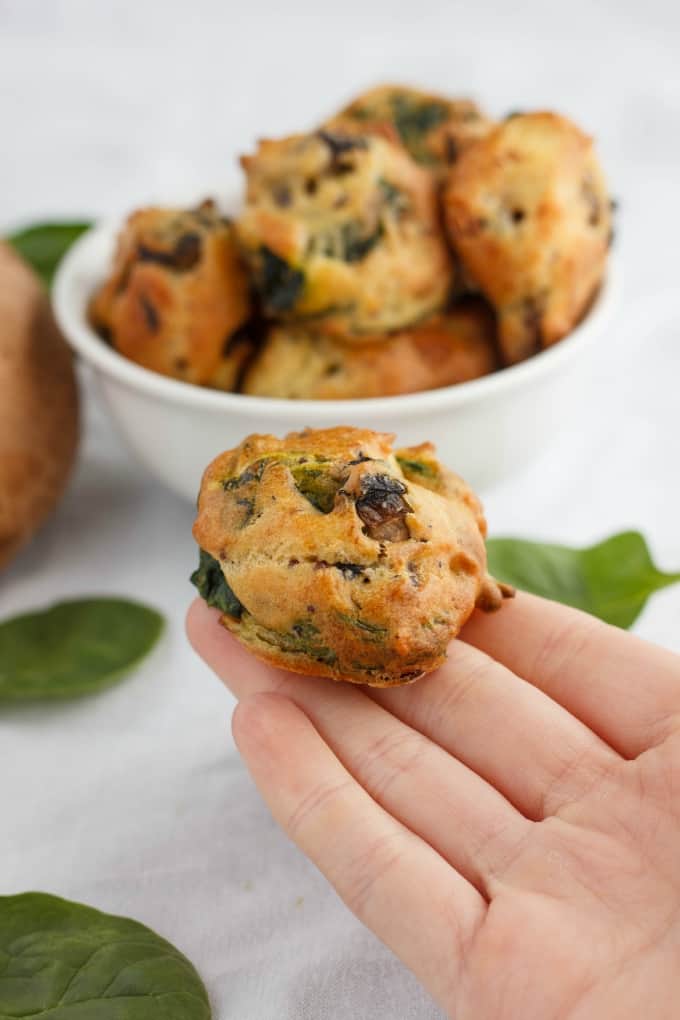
[236,131,453,337]
[192,427,512,685]
[327,83,494,170]
[89,200,253,388]
[443,112,611,365]
[241,299,498,398]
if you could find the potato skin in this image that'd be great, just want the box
[443,112,611,365]
[241,299,498,399]
[0,243,79,569]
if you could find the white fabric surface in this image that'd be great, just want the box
[2,2,680,1017]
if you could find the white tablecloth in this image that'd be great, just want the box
[2,2,680,1017]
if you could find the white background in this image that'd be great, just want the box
[2,2,680,1017]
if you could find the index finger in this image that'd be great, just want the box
[461,592,680,758]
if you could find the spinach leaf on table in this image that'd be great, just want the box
[0,598,164,701]
[486,530,680,629]
[0,892,211,1018]
[6,221,92,286]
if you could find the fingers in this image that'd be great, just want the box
[369,638,621,821]
[187,599,531,892]
[232,691,484,1015]
[461,593,680,758]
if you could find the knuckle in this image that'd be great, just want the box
[285,777,352,841]
[353,727,426,800]
[529,614,602,693]
[426,647,497,729]
[341,831,405,919]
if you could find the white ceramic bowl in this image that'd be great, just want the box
[53,218,616,501]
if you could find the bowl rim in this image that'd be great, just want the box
[53,217,617,417]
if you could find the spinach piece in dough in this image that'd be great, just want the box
[258,246,305,312]
[191,549,243,618]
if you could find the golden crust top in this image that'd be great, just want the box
[192,427,511,686]
[89,200,253,388]
[236,130,453,337]
[443,112,611,364]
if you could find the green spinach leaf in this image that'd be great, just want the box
[0,892,211,1018]
[191,550,243,618]
[0,598,164,701]
[390,95,449,162]
[339,222,382,263]
[256,619,337,664]
[257,245,304,313]
[7,221,92,286]
[486,531,680,629]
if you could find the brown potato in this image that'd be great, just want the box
[0,243,79,569]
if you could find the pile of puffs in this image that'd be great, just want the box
[89,85,613,400]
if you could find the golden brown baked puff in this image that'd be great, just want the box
[443,112,612,366]
[191,427,513,686]
[89,200,253,388]
[326,83,493,171]
[236,131,454,337]
[241,299,498,399]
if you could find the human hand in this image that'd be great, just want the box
[187,593,680,1019]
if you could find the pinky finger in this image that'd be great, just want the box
[232,691,486,1014]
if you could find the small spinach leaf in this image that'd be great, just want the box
[247,616,337,665]
[0,598,164,702]
[7,221,92,286]
[289,462,341,513]
[390,95,449,162]
[339,222,382,263]
[0,892,211,1018]
[191,549,243,618]
[378,178,409,215]
[396,455,440,486]
[486,531,680,629]
[258,246,305,312]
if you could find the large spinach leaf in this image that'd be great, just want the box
[0,598,164,701]
[0,892,211,1018]
[7,221,92,286]
[486,531,680,629]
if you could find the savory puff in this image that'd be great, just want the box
[89,200,253,388]
[192,427,511,686]
[241,299,498,399]
[443,112,611,365]
[236,130,454,337]
[327,83,493,169]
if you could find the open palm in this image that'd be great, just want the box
[188,593,680,1019]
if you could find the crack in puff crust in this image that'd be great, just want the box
[241,299,499,399]
[192,427,512,686]
[236,131,454,337]
[442,112,612,365]
[89,200,253,388]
